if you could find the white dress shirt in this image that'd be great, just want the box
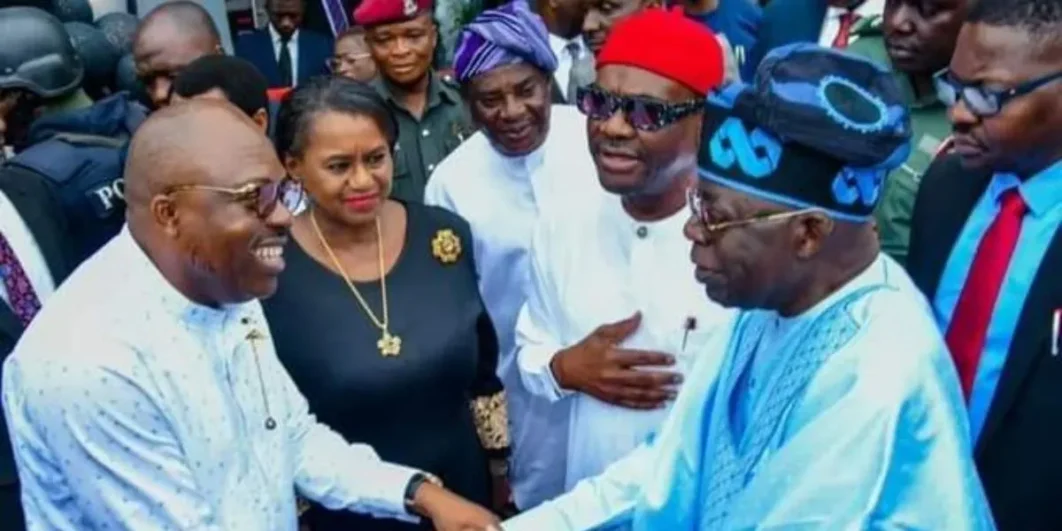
[515,191,736,491]
[547,33,587,102]
[0,190,55,307]
[2,227,421,530]
[270,25,300,87]
[818,0,884,46]
[425,105,603,510]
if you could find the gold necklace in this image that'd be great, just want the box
[310,210,401,357]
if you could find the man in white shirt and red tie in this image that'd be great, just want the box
[906,0,1062,528]
[748,0,883,69]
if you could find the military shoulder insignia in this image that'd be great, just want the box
[431,229,462,264]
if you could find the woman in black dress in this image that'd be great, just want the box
[263,76,511,530]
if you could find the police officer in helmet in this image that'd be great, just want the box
[0,6,84,152]
[0,7,82,528]
[1,6,147,265]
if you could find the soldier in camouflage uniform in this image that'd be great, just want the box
[355,0,475,202]
[845,0,968,265]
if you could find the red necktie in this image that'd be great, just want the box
[831,10,860,48]
[0,231,42,327]
[945,189,1027,399]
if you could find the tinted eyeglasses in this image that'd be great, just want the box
[167,177,304,218]
[575,85,704,132]
[686,187,820,239]
[933,68,1062,117]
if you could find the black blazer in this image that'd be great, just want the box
[906,154,1062,531]
[234,28,334,88]
[0,164,73,488]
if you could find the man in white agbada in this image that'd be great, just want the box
[503,43,996,530]
[425,0,603,510]
[1,101,501,531]
[512,8,736,494]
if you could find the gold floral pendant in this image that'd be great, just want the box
[378,331,402,357]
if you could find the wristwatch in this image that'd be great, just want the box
[403,472,443,512]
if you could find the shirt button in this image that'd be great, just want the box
[427,163,436,172]
[636,226,648,238]
[422,129,430,137]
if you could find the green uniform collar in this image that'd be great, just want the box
[373,71,461,114]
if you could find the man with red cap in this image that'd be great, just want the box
[354,0,473,202]
[512,6,735,499]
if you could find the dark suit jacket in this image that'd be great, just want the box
[906,154,1062,531]
[234,28,334,88]
[301,0,358,37]
[746,0,828,72]
[0,165,73,489]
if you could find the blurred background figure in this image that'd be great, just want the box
[0,5,145,265]
[748,0,883,72]
[328,26,379,82]
[65,20,123,100]
[234,0,333,89]
[132,0,223,110]
[534,0,592,103]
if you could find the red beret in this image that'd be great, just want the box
[597,7,724,95]
[354,0,433,26]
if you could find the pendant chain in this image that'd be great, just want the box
[310,210,390,332]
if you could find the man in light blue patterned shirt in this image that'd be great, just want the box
[1,100,501,531]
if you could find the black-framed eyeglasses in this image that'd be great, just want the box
[933,68,1062,117]
[326,53,372,72]
[575,85,704,132]
[166,177,303,218]
[686,187,820,238]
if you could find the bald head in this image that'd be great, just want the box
[139,1,221,44]
[126,99,293,308]
[125,100,282,213]
[134,1,223,109]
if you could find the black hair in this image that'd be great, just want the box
[968,0,1062,33]
[172,55,268,118]
[274,75,398,158]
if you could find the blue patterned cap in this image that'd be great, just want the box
[697,43,912,221]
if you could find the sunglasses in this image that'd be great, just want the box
[166,177,304,218]
[575,85,704,132]
[686,187,820,238]
[933,68,1062,117]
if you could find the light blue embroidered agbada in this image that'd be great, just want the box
[502,255,996,531]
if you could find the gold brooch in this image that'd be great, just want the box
[431,229,461,264]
